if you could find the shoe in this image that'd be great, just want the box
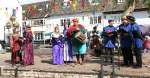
[75,61,80,65]
[133,65,142,68]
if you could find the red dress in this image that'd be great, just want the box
[144,39,150,49]
[10,34,22,65]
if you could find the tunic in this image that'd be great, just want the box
[118,24,133,48]
[131,23,143,49]
[102,25,117,48]
[67,24,87,55]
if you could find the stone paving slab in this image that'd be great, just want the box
[0,48,150,77]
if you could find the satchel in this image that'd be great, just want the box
[75,31,86,43]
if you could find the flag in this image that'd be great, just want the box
[71,0,77,12]
[5,7,9,17]
[16,7,19,10]
[101,0,108,8]
[12,9,16,16]
[80,0,85,9]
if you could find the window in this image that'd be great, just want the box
[34,32,44,41]
[60,19,71,27]
[90,16,101,24]
[117,0,125,4]
[32,19,45,26]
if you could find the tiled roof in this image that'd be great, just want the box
[22,0,147,19]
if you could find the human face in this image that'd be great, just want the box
[121,18,128,24]
[73,21,78,26]
[109,21,114,26]
[55,27,59,33]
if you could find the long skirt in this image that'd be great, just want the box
[63,41,73,62]
[11,50,22,65]
[23,43,34,65]
[52,44,64,64]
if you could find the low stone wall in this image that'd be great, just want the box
[1,67,150,78]
[1,68,98,78]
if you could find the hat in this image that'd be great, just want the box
[72,18,78,22]
[126,16,135,22]
[108,19,114,23]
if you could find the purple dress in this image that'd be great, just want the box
[23,31,34,65]
[51,33,64,65]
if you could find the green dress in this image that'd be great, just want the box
[71,27,87,55]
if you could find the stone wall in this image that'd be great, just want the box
[1,69,98,78]
[0,68,150,78]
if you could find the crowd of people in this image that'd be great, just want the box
[10,16,150,69]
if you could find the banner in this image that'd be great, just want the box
[71,0,77,12]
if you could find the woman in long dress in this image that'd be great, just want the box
[63,29,73,64]
[23,26,34,65]
[10,28,22,66]
[51,25,64,65]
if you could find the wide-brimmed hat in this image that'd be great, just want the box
[126,16,135,22]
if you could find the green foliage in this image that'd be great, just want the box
[143,0,150,12]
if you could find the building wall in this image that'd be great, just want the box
[26,11,150,41]
[0,0,22,41]
[103,11,150,27]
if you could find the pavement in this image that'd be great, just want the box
[0,44,150,77]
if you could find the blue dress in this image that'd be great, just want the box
[119,24,133,48]
[102,25,117,48]
[130,23,143,49]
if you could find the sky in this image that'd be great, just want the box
[18,0,49,5]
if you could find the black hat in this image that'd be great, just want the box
[126,16,135,22]
[108,20,114,23]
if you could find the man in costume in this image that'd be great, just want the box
[127,16,143,68]
[67,18,87,65]
[102,20,117,63]
[118,16,133,66]
[91,26,101,57]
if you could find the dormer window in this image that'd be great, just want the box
[117,0,125,4]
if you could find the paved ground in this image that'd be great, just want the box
[0,45,150,77]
